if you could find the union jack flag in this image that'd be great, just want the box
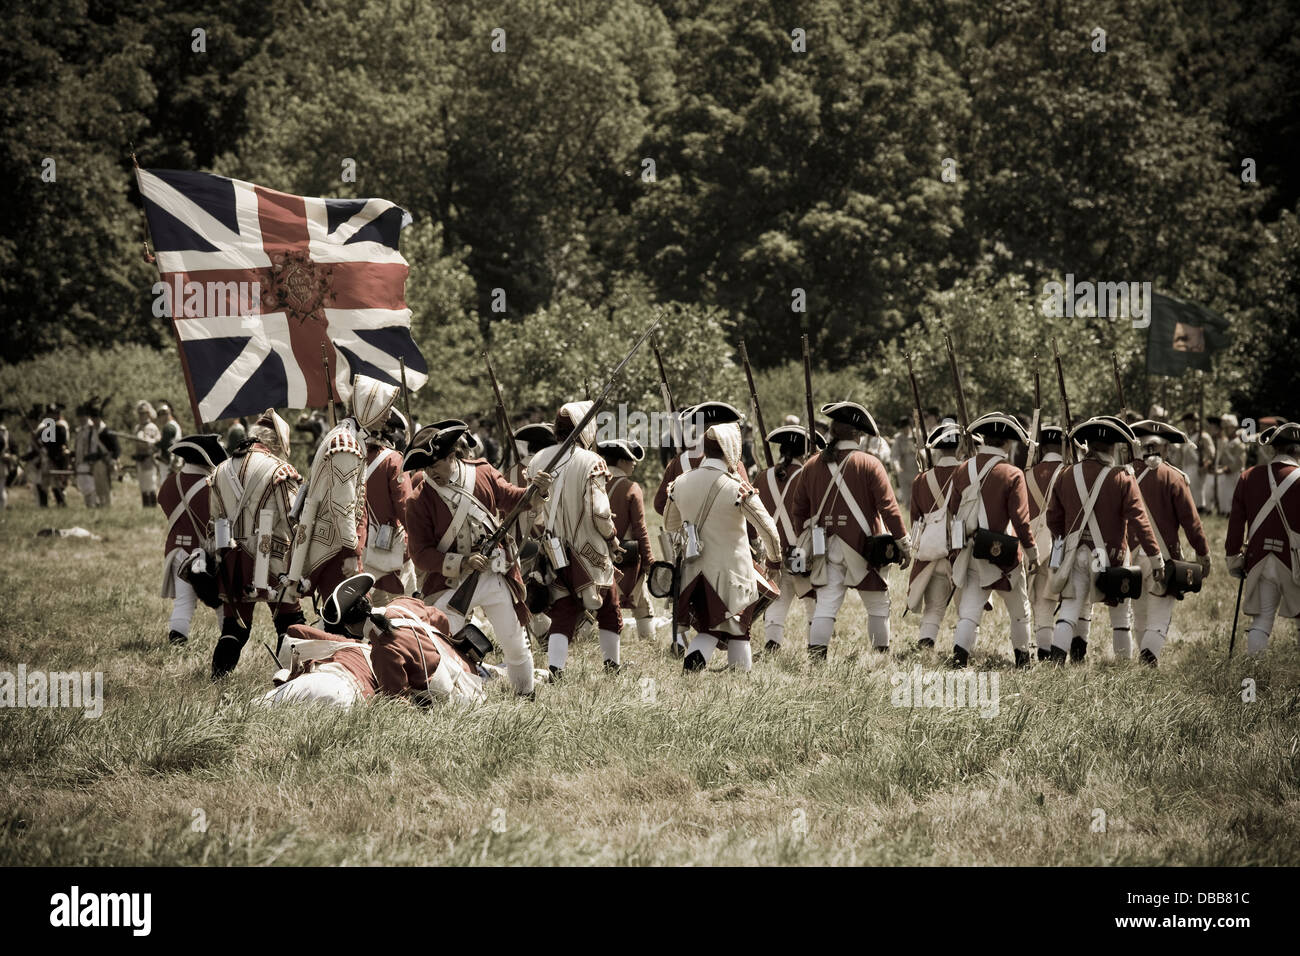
[136,168,428,424]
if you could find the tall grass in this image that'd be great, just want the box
[0,495,1296,865]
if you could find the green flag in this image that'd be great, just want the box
[1145,291,1231,377]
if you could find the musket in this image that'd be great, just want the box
[398,356,413,437]
[1028,355,1042,467]
[446,319,661,617]
[484,351,518,473]
[321,345,337,427]
[904,352,932,471]
[801,334,817,450]
[1051,339,1074,463]
[651,334,683,455]
[1111,350,1129,419]
[942,327,973,457]
[739,340,773,469]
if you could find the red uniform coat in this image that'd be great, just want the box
[1025,458,1066,521]
[1046,459,1159,566]
[606,473,652,602]
[404,459,528,616]
[157,466,211,555]
[1225,459,1300,571]
[907,460,958,586]
[365,445,414,593]
[282,623,377,698]
[788,446,907,592]
[654,449,750,515]
[1127,461,1209,559]
[946,451,1035,589]
[369,597,474,697]
[755,461,806,551]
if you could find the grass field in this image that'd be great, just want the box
[1,483,1298,866]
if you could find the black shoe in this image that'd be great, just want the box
[917,637,935,650]
[763,640,781,654]
[1139,648,1158,668]
[167,629,187,646]
[667,639,685,658]
[1070,637,1088,663]
[1050,646,1068,665]
[603,659,620,674]
[1037,647,1051,661]
[1014,649,1031,669]
[548,665,564,681]
[950,645,969,668]
[807,644,829,662]
[210,631,248,680]
[683,650,707,672]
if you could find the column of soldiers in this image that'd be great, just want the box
[127,357,1294,709]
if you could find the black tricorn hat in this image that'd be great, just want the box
[820,402,879,436]
[765,424,826,454]
[1036,424,1065,444]
[1130,420,1188,443]
[681,401,742,428]
[598,438,645,464]
[515,422,556,454]
[926,423,962,449]
[1263,422,1300,446]
[170,434,229,469]
[321,572,376,627]
[403,421,470,471]
[1070,416,1138,446]
[968,411,1029,444]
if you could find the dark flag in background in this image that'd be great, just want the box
[1145,291,1231,377]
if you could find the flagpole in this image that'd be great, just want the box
[132,150,206,434]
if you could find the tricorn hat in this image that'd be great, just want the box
[1069,416,1138,446]
[1263,422,1300,446]
[598,438,645,464]
[1036,424,1065,445]
[926,423,963,449]
[820,402,879,436]
[968,411,1029,445]
[515,422,556,455]
[170,434,229,469]
[350,374,400,431]
[765,424,825,455]
[321,572,376,628]
[1130,420,1188,443]
[682,401,742,429]
[403,421,470,471]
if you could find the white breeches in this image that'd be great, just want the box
[952,565,1031,653]
[169,570,198,637]
[1244,576,1300,656]
[431,572,533,695]
[261,670,361,709]
[1052,559,1131,654]
[810,559,890,648]
[917,572,954,645]
[764,570,816,646]
[1132,591,1175,658]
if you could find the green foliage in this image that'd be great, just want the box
[487,278,745,421]
[0,343,190,430]
[4,0,1299,425]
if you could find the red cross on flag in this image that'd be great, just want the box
[136,168,428,426]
